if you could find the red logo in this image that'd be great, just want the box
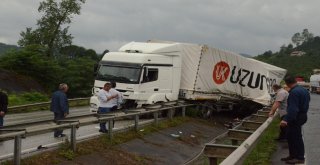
[213,61,230,84]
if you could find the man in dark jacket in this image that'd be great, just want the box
[50,83,69,138]
[0,90,8,127]
[280,75,310,164]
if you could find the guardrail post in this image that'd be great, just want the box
[231,139,238,145]
[204,144,237,165]
[14,135,22,165]
[0,129,25,165]
[196,105,200,111]
[153,112,159,126]
[209,158,218,165]
[108,119,113,139]
[70,125,77,151]
[182,107,186,117]
[134,115,139,132]
[168,108,174,120]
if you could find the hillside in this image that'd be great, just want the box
[254,36,320,80]
[0,68,45,93]
[0,42,19,55]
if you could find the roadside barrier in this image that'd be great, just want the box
[203,107,275,165]
[2,101,275,165]
[8,98,90,112]
[0,101,192,165]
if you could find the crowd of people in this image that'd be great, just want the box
[269,75,310,164]
[49,82,122,136]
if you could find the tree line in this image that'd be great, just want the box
[0,0,102,98]
[255,29,320,80]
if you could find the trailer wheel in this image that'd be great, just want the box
[199,101,215,119]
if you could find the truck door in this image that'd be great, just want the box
[140,66,173,102]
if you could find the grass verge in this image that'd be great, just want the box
[8,92,49,106]
[3,117,190,165]
[243,117,280,165]
[7,92,89,114]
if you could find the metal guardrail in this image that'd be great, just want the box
[203,106,275,165]
[0,101,193,165]
[3,100,274,165]
[7,98,90,112]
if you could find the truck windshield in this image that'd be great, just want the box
[96,65,141,83]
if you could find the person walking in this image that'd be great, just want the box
[0,90,8,127]
[50,83,69,138]
[280,75,310,164]
[97,82,118,133]
[269,84,289,141]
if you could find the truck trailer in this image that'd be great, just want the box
[90,41,287,113]
[310,74,320,93]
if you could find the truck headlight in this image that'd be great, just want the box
[90,103,98,109]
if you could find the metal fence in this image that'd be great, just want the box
[7,98,90,112]
[0,101,192,165]
[202,107,275,165]
[2,100,275,165]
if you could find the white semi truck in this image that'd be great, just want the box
[90,41,287,113]
[310,74,320,93]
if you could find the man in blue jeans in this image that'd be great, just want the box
[280,75,310,164]
[50,83,69,138]
[0,90,8,128]
[97,82,118,133]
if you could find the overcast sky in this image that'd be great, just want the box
[0,0,319,55]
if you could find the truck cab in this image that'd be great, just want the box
[90,42,181,112]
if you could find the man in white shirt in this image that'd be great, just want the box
[110,81,123,111]
[97,82,118,133]
[269,84,289,141]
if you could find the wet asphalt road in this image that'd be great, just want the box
[4,106,91,126]
[304,93,320,164]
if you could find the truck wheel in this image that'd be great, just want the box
[200,101,214,119]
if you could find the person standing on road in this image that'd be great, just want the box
[109,81,123,128]
[269,84,289,141]
[0,90,8,127]
[97,82,118,133]
[110,81,123,111]
[280,75,310,164]
[50,83,69,138]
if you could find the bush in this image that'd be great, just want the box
[9,92,49,106]
[0,44,99,98]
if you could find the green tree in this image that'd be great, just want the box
[291,29,314,47]
[18,0,85,57]
[60,45,99,60]
[59,57,96,97]
[291,32,303,46]
[255,32,320,80]
[0,45,63,91]
[302,29,314,41]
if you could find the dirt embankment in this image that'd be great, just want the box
[0,69,45,93]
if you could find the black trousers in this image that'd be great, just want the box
[54,112,65,137]
[287,113,307,160]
